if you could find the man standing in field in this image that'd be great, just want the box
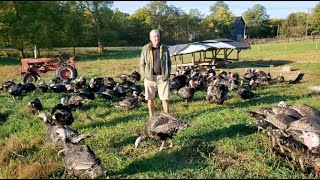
[140,29,172,117]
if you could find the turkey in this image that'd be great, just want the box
[7,83,23,101]
[290,104,320,118]
[51,104,74,126]
[28,98,43,114]
[73,76,87,92]
[89,77,104,92]
[135,113,190,151]
[176,79,198,102]
[286,116,320,133]
[170,74,189,92]
[36,79,49,93]
[114,97,139,110]
[206,83,229,105]
[276,73,285,83]
[1,79,16,92]
[61,94,90,108]
[57,132,108,179]
[37,112,82,147]
[21,82,36,93]
[302,131,320,151]
[131,70,141,82]
[237,81,255,100]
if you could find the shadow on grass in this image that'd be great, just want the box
[226,59,294,69]
[77,112,145,130]
[0,111,10,124]
[118,123,255,177]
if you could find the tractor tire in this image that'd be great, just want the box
[55,65,78,80]
[22,73,39,83]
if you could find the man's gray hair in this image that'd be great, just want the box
[149,29,160,38]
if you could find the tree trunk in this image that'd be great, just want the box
[73,46,76,57]
[37,47,40,58]
[18,48,24,59]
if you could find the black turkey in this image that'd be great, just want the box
[89,77,104,92]
[57,132,108,179]
[51,104,74,126]
[114,97,139,110]
[131,70,141,82]
[206,83,229,105]
[1,80,16,92]
[170,74,189,92]
[28,98,43,114]
[135,113,190,151]
[237,81,255,100]
[61,94,90,108]
[103,77,116,90]
[21,82,36,93]
[176,79,198,102]
[36,79,49,93]
[73,76,87,92]
[49,82,67,93]
[7,83,23,101]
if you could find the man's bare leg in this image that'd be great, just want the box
[162,100,169,114]
[148,99,155,116]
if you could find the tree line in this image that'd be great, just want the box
[0,1,319,58]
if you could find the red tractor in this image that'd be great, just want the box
[20,55,78,83]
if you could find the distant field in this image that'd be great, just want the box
[0,40,319,178]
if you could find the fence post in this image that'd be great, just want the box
[316,42,318,50]
[285,41,287,51]
[259,44,261,51]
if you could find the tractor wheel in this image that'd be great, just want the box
[55,65,78,80]
[22,73,39,83]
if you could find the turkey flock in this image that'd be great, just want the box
[249,101,320,175]
[1,64,318,178]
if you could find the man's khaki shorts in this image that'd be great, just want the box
[144,75,170,100]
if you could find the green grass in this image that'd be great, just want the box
[0,40,320,178]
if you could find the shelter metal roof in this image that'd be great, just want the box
[168,38,250,56]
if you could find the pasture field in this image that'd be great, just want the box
[0,40,319,178]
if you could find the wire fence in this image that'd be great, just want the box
[243,35,320,45]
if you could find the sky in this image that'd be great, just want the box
[111,1,319,19]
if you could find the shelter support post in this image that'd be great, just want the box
[192,52,195,66]
[174,56,177,70]
[237,49,241,61]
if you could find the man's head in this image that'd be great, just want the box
[149,29,160,47]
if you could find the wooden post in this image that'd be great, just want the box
[199,51,202,62]
[316,42,318,50]
[224,49,227,64]
[174,56,177,70]
[192,52,195,66]
[285,41,287,51]
[237,49,240,61]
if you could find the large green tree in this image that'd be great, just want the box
[280,12,307,38]
[242,4,270,38]
[77,1,113,53]
[199,1,235,40]
[310,2,320,35]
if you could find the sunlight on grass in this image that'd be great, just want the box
[0,40,319,178]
